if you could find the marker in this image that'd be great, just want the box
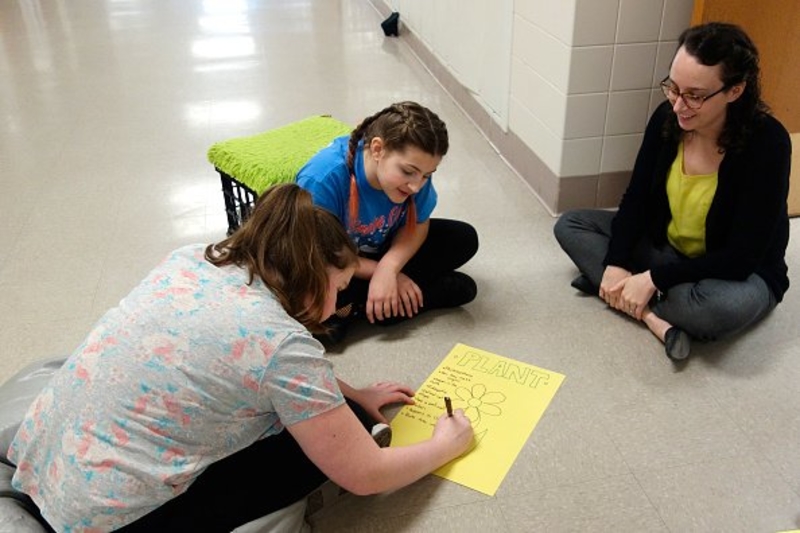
[444,396,453,417]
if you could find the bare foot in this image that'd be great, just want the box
[641,308,673,344]
[642,308,691,360]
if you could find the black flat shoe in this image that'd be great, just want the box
[320,318,349,344]
[423,271,478,310]
[316,303,361,344]
[664,327,691,361]
[570,274,597,295]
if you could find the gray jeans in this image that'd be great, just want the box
[553,209,777,341]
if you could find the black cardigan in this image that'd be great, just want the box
[605,101,791,302]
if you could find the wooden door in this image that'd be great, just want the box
[692,0,799,215]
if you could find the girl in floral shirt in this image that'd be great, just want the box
[9,184,473,532]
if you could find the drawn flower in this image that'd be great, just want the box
[454,383,505,426]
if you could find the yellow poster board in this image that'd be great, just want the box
[390,343,565,496]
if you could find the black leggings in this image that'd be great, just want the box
[117,399,376,532]
[336,217,479,309]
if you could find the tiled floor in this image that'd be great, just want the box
[1,2,799,532]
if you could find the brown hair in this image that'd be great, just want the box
[345,101,448,233]
[205,183,357,331]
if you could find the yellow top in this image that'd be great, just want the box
[666,142,718,257]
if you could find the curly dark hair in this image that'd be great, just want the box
[664,22,770,153]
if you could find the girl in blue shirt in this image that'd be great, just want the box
[297,101,479,341]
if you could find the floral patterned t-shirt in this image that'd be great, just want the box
[8,244,344,532]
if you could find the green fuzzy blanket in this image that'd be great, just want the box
[207,115,352,194]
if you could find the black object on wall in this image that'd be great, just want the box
[381,11,400,37]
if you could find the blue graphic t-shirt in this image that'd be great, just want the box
[296,135,437,254]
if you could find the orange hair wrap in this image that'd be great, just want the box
[347,173,417,234]
[348,174,359,231]
[405,197,417,233]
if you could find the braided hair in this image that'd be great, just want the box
[344,101,448,233]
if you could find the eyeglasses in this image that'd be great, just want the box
[660,76,728,110]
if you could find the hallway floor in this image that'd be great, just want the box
[1,1,799,532]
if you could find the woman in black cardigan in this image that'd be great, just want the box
[554,22,791,361]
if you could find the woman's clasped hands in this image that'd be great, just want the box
[600,266,658,320]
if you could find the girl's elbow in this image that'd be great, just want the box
[333,457,393,495]
[337,476,384,496]
[348,483,381,497]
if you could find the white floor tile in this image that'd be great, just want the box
[2,1,799,531]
